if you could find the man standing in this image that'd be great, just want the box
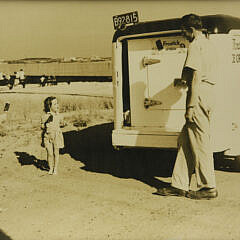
[40,75,46,87]
[156,14,217,199]
[19,69,26,88]
[0,72,4,86]
[14,71,20,86]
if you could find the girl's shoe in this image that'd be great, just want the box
[48,169,54,175]
[53,170,58,175]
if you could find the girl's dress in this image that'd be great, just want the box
[41,112,64,148]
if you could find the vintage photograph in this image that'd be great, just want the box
[1,1,240,239]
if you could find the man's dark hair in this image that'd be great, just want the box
[181,14,202,30]
[43,96,56,113]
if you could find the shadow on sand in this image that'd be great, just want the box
[0,230,13,240]
[63,122,177,189]
[15,151,49,172]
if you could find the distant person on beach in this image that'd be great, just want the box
[47,76,51,86]
[67,78,71,85]
[2,74,7,86]
[41,96,65,175]
[0,72,4,86]
[40,75,46,87]
[19,69,26,88]
[51,75,57,85]
[14,71,20,86]
[7,74,14,90]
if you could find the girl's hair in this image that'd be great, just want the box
[43,96,56,113]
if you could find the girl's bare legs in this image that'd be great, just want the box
[53,146,59,175]
[45,141,54,175]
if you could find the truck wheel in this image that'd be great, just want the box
[233,156,240,171]
[214,152,225,170]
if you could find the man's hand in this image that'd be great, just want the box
[185,107,195,123]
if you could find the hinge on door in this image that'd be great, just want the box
[142,57,161,67]
[116,71,119,86]
[144,98,162,109]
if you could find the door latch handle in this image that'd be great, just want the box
[142,57,160,67]
[174,78,187,88]
[144,98,162,109]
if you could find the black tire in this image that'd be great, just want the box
[233,155,240,171]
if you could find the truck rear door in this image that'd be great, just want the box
[127,35,188,131]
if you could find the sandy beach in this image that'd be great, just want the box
[0,82,240,240]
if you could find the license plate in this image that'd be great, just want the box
[113,11,139,30]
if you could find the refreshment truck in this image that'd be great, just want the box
[111,13,240,161]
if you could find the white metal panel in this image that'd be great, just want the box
[128,36,187,130]
[112,42,123,130]
[209,34,240,152]
[112,129,178,148]
[146,50,187,109]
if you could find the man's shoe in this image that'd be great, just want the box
[154,186,187,197]
[187,187,218,200]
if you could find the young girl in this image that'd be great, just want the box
[41,96,64,175]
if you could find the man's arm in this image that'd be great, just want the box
[182,67,200,122]
[182,67,200,108]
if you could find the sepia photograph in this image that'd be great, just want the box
[1,0,240,239]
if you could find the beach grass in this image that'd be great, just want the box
[0,93,113,134]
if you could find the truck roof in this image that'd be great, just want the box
[113,14,240,42]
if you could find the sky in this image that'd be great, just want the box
[1,0,240,59]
